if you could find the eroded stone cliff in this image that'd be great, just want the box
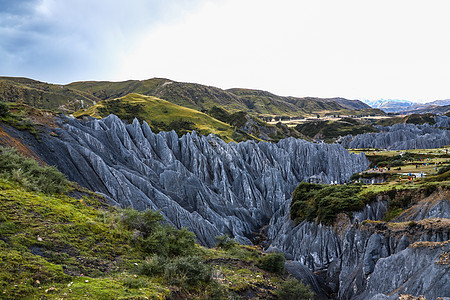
[9,115,368,247]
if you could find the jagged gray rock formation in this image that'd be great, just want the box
[12,114,368,247]
[356,243,450,300]
[338,121,450,150]
[285,261,328,298]
[436,115,450,128]
[265,194,450,299]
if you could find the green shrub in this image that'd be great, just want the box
[215,235,238,250]
[408,221,418,228]
[425,170,450,183]
[0,147,67,194]
[120,208,164,236]
[0,221,17,235]
[164,256,212,288]
[121,209,196,257]
[259,253,285,274]
[275,278,314,300]
[138,256,167,277]
[438,164,450,174]
[384,207,403,221]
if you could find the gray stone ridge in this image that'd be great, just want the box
[26,114,368,247]
[338,116,450,150]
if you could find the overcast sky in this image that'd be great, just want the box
[1,0,450,102]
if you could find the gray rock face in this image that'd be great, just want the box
[265,196,450,299]
[362,234,389,275]
[285,261,327,298]
[357,243,450,300]
[18,114,368,247]
[436,115,450,128]
[394,198,450,222]
[338,122,450,150]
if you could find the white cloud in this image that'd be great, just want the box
[118,0,450,101]
[0,0,201,83]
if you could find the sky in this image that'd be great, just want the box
[1,0,450,102]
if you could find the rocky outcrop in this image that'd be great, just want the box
[338,121,450,150]
[265,194,450,299]
[358,242,450,300]
[6,114,368,247]
[285,261,328,298]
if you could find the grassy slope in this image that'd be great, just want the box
[69,79,386,117]
[69,79,247,112]
[0,77,98,113]
[0,179,298,299]
[74,93,240,142]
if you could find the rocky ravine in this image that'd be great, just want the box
[3,115,449,299]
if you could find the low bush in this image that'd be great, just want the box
[275,278,314,300]
[120,209,196,258]
[0,101,10,118]
[422,184,438,196]
[215,235,238,250]
[0,147,67,194]
[138,256,167,277]
[164,256,212,288]
[438,164,450,174]
[259,253,285,274]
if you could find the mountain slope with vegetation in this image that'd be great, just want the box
[0,77,97,112]
[69,78,385,117]
[74,93,239,141]
[74,94,307,142]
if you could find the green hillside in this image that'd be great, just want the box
[0,77,98,112]
[74,93,239,141]
[0,76,386,119]
[69,78,386,117]
[69,79,247,113]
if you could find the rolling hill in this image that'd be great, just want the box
[74,93,308,142]
[70,78,385,117]
[74,93,239,141]
[0,76,386,118]
[0,77,97,112]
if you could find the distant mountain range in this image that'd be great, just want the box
[362,98,450,114]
